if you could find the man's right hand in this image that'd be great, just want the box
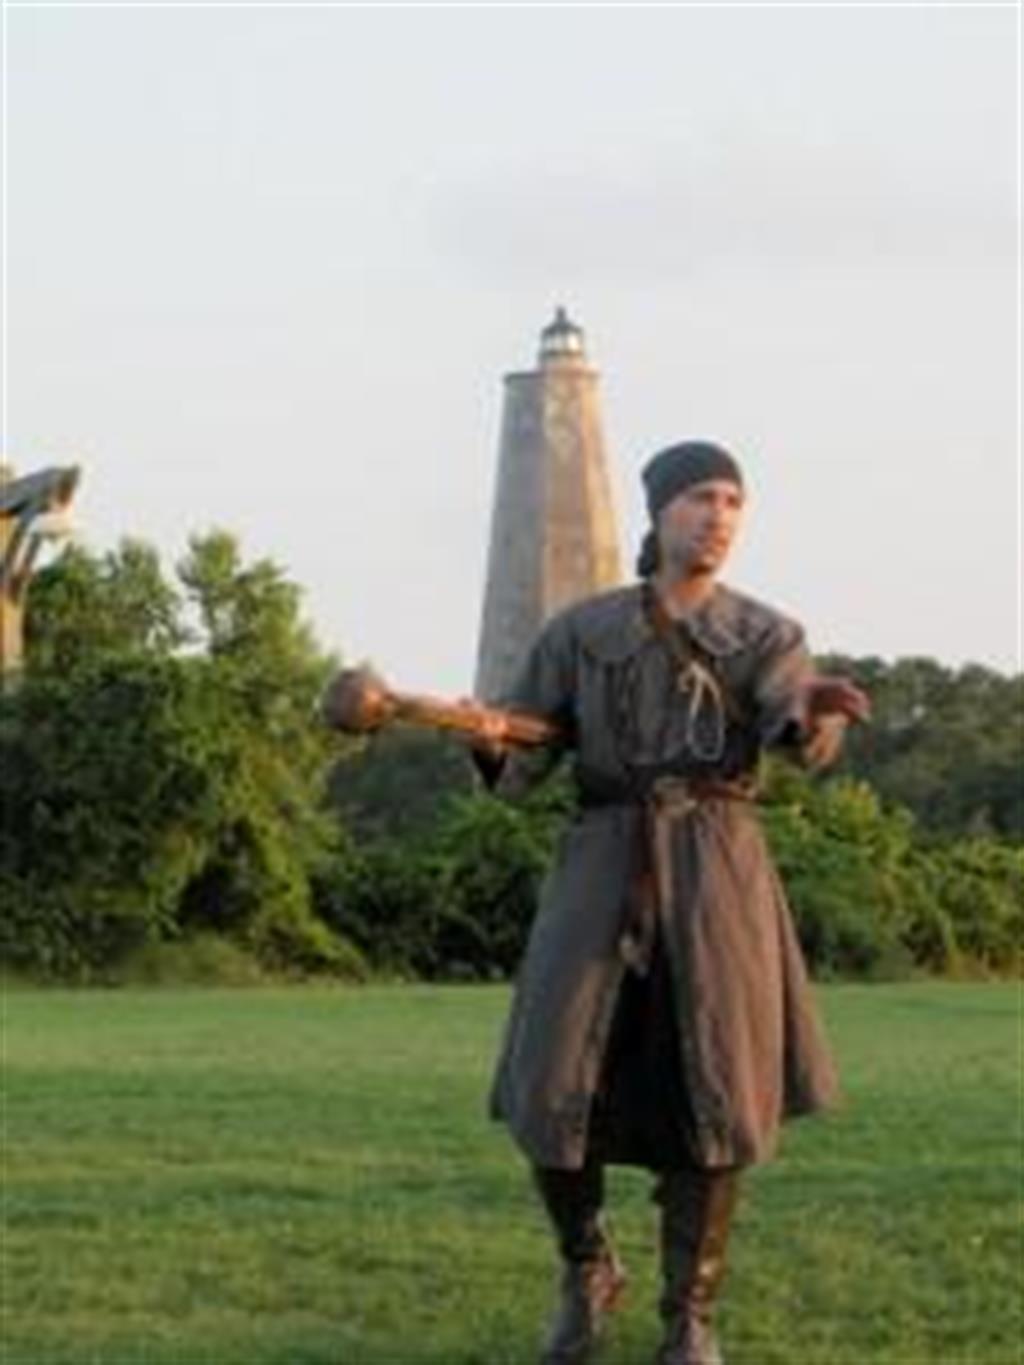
[456,697,510,763]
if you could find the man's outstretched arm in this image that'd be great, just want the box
[753,616,870,771]
[462,611,577,801]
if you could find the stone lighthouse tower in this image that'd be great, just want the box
[473,307,624,702]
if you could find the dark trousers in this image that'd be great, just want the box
[587,915,703,1172]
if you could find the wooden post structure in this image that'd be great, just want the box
[0,462,81,678]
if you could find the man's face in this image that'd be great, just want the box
[656,478,745,576]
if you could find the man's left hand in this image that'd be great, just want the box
[803,676,872,725]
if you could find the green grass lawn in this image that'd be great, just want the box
[2,979,1020,1365]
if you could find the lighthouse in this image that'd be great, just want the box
[473,308,624,702]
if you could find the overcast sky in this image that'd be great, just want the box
[6,3,1019,692]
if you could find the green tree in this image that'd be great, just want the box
[2,531,366,980]
[25,538,186,674]
[818,652,1023,839]
[0,655,226,977]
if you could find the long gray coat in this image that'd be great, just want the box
[475,579,845,1171]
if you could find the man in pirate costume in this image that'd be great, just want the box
[467,439,871,1365]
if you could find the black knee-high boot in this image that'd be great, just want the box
[530,1155,628,1364]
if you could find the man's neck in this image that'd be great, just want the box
[652,567,718,619]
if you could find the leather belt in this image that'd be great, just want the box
[597,774,759,977]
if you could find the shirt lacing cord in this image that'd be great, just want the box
[609,646,731,772]
[676,656,728,764]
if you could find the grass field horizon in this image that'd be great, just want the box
[4,979,1020,1364]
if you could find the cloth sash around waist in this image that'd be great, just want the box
[578,774,759,977]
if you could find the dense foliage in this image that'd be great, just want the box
[816,652,1023,841]
[1,534,364,981]
[2,537,1019,983]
